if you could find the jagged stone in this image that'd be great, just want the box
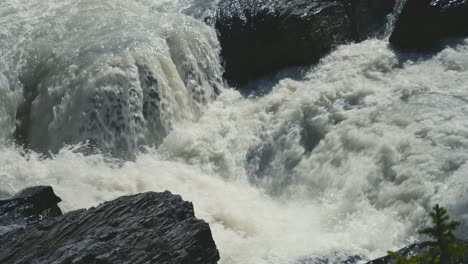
[0,190,219,264]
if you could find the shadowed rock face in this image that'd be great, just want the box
[390,0,468,51]
[0,191,219,264]
[212,0,396,86]
[213,0,353,86]
[344,0,397,40]
[0,186,62,228]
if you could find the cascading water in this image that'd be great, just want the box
[0,0,223,158]
[384,0,407,36]
[1,0,468,263]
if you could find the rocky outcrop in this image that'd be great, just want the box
[213,0,353,86]
[212,0,396,86]
[367,241,468,264]
[0,190,219,264]
[390,0,468,51]
[0,186,62,228]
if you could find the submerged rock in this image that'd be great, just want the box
[0,186,62,228]
[390,0,468,51]
[299,253,365,263]
[212,0,396,86]
[0,190,219,264]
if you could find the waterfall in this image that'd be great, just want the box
[1,0,468,263]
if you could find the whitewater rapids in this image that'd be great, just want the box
[1,0,468,263]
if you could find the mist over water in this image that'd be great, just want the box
[1,0,468,263]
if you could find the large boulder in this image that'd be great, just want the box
[213,0,353,86]
[0,191,219,264]
[0,186,62,228]
[390,0,468,51]
[212,0,396,86]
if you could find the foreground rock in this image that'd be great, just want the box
[212,0,396,86]
[0,186,62,229]
[390,0,468,51]
[368,241,468,264]
[0,190,219,264]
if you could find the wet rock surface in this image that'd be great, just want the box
[0,186,62,228]
[212,0,396,86]
[0,190,219,264]
[390,0,468,51]
[213,0,353,86]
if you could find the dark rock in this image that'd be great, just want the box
[389,0,441,50]
[367,240,468,264]
[390,0,468,51]
[344,0,397,40]
[212,0,397,86]
[0,186,62,228]
[437,0,468,36]
[0,191,220,264]
[213,0,353,86]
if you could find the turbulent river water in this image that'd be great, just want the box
[1,0,468,263]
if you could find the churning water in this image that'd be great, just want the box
[1,0,468,263]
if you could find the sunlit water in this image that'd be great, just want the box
[1,0,468,263]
